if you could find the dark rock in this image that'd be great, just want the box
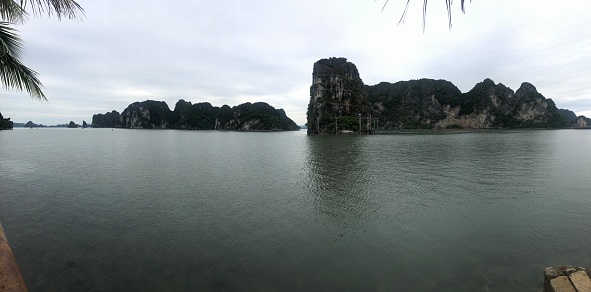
[94,100,299,131]
[0,111,13,130]
[545,267,558,279]
[307,57,585,132]
[306,57,370,134]
[120,100,171,129]
[558,108,578,122]
[92,110,121,128]
[574,116,591,128]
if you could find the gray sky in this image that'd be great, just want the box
[1,0,590,125]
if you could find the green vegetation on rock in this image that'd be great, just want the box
[0,111,13,130]
[307,57,586,132]
[92,100,299,131]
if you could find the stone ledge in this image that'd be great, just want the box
[545,266,591,292]
[0,223,27,292]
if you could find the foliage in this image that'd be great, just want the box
[120,100,172,129]
[367,79,462,129]
[365,77,574,130]
[93,100,299,131]
[0,110,13,129]
[92,110,121,128]
[558,109,577,122]
[382,0,471,31]
[0,0,84,100]
[307,57,371,133]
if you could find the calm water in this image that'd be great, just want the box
[0,128,590,291]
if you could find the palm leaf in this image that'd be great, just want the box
[19,0,84,20]
[381,0,472,31]
[0,21,23,57]
[0,22,45,100]
[0,0,27,23]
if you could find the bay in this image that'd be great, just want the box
[0,128,590,291]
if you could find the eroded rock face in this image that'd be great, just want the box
[575,116,591,128]
[94,100,299,131]
[307,57,370,134]
[92,110,121,128]
[0,111,13,130]
[121,100,171,129]
[307,58,587,131]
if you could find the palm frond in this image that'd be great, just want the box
[422,0,427,32]
[0,0,27,23]
[383,0,472,30]
[20,0,85,20]
[0,22,23,58]
[0,22,45,100]
[397,0,411,26]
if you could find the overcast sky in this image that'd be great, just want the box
[1,0,590,125]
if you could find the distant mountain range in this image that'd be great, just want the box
[92,100,299,131]
[11,121,85,128]
[307,57,590,133]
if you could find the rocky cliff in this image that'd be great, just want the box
[558,108,591,129]
[0,111,13,130]
[121,100,172,129]
[93,100,299,131]
[306,57,371,134]
[308,57,588,132]
[433,79,567,129]
[91,110,122,128]
[366,79,464,129]
[574,116,591,128]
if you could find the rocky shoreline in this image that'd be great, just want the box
[544,266,591,292]
[0,223,27,291]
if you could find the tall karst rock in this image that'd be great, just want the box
[306,57,587,131]
[306,57,371,134]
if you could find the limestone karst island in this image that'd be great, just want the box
[5,57,589,132]
[306,57,590,134]
[91,100,299,131]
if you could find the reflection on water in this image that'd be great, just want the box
[305,135,374,236]
[0,129,590,291]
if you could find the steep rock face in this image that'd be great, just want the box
[173,100,224,130]
[307,57,370,134]
[121,100,171,129]
[575,116,591,128]
[172,100,298,131]
[558,109,578,122]
[368,78,569,129]
[92,110,121,128]
[307,58,586,131]
[512,82,564,127]
[435,80,567,129]
[93,100,299,131]
[224,102,298,131]
[0,111,13,130]
[367,79,463,129]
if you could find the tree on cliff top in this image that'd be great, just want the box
[0,0,84,100]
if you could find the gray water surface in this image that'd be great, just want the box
[1,128,590,291]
